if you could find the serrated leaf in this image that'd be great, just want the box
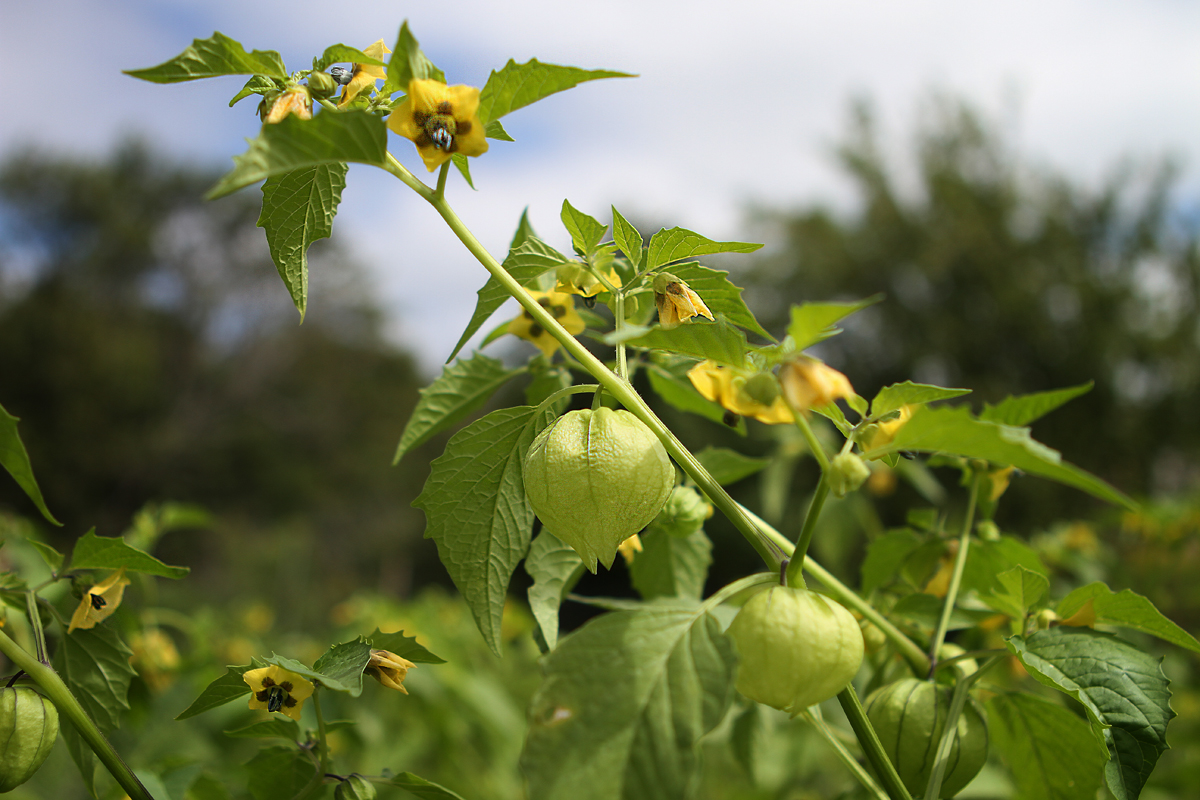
[891,593,995,630]
[229,75,278,107]
[446,237,571,362]
[670,262,772,340]
[383,22,445,97]
[477,60,632,125]
[312,639,372,697]
[387,772,467,800]
[561,200,607,257]
[693,447,768,485]
[860,530,922,594]
[863,405,1135,509]
[625,316,748,367]
[258,163,347,321]
[414,406,553,655]
[982,565,1050,619]
[870,380,972,418]
[394,353,525,464]
[987,691,1107,800]
[314,44,386,73]
[366,629,446,664]
[1008,628,1175,800]
[526,531,585,651]
[980,382,1094,427]
[485,119,515,141]
[629,530,712,601]
[645,362,746,435]
[55,625,135,731]
[266,653,355,692]
[521,604,737,800]
[207,111,386,200]
[224,718,301,740]
[245,746,319,800]
[69,529,188,578]
[0,402,60,525]
[787,296,882,351]
[644,228,762,271]
[961,535,1048,597]
[611,207,643,268]
[125,32,287,83]
[176,663,260,719]
[1057,583,1200,652]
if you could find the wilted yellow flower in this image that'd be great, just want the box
[507,290,586,356]
[365,649,417,694]
[654,273,713,329]
[337,39,392,108]
[388,79,489,171]
[617,534,643,565]
[778,356,854,413]
[69,568,131,633]
[263,86,312,123]
[555,263,620,298]
[244,665,314,721]
[687,360,793,424]
[860,404,915,454]
[987,465,1016,502]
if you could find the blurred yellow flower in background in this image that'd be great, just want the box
[507,290,585,356]
[687,361,793,424]
[778,356,854,413]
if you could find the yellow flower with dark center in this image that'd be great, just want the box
[555,263,621,298]
[364,649,417,694]
[68,568,131,633]
[778,356,854,414]
[337,39,391,108]
[387,79,489,172]
[654,273,713,329]
[244,665,314,721]
[263,86,312,124]
[687,360,793,424]
[507,290,586,356]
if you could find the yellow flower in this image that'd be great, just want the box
[987,465,1016,502]
[387,78,489,172]
[861,404,915,454]
[617,534,643,565]
[507,290,586,356]
[129,629,181,693]
[68,568,131,633]
[778,356,854,413]
[653,273,713,329]
[337,39,391,108]
[555,263,621,298]
[263,86,312,123]
[244,665,314,721]
[364,649,417,694]
[687,360,793,424]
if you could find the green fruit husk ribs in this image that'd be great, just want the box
[523,408,674,572]
[863,678,989,798]
[0,687,60,791]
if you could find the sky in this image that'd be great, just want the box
[3,0,1198,373]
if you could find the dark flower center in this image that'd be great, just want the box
[90,595,107,610]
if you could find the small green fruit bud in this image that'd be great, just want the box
[1035,608,1059,630]
[649,486,712,538]
[307,70,339,99]
[0,687,59,791]
[975,520,1001,541]
[828,452,870,498]
[742,373,780,406]
[334,774,377,800]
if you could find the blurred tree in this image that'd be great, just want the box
[0,143,433,622]
[743,97,1200,527]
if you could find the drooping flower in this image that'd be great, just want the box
[263,86,313,124]
[364,649,417,694]
[860,404,916,455]
[507,290,586,356]
[778,356,854,414]
[337,39,392,108]
[555,263,621,298]
[68,568,131,633]
[387,79,489,172]
[244,665,314,721]
[687,360,793,424]
[653,273,713,329]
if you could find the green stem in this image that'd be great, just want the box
[792,410,831,473]
[837,686,913,800]
[613,291,629,381]
[784,474,829,589]
[434,162,449,200]
[923,655,1002,800]
[312,689,329,774]
[24,592,47,664]
[701,572,777,611]
[928,471,982,672]
[799,707,889,800]
[0,629,155,800]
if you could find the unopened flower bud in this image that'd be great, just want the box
[742,373,780,407]
[649,486,714,538]
[335,774,377,800]
[828,452,870,498]
[307,70,338,99]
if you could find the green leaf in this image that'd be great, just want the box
[525,363,573,415]
[693,447,768,485]
[451,153,475,189]
[981,565,1050,619]
[611,207,644,268]
[980,382,1093,427]
[521,603,737,800]
[987,691,1107,800]
[730,703,767,783]
[207,111,387,200]
[257,163,347,321]
[312,639,373,697]
[863,405,1135,509]
[629,530,712,601]
[644,227,762,271]
[414,406,553,655]
[0,402,60,525]
[645,361,746,435]
[1008,628,1176,800]
[625,316,748,367]
[383,22,445,97]
[477,59,633,125]
[125,32,287,83]
[670,262,772,340]
[393,353,525,464]
[860,530,922,593]
[265,653,355,693]
[229,75,278,107]
[446,236,571,362]
[787,296,882,351]
[870,380,972,418]
[526,531,585,651]
[55,625,135,731]
[961,535,1048,597]
[28,539,64,572]
[1057,583,1200,653]
[176,663,259,719]
[314,44,386,73]
[366,629,446,664]
[891,593,995,630]
[69,529,189,578]
[485,119,515,141]
[245,746,319,800]
[224,718,301,740]
[561,200,608,258]
[387,772,468,800]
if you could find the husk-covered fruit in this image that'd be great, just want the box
[864,678,989,798]
[523,408,674,571]
[0,687,59,791]
[726,586,864,712]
